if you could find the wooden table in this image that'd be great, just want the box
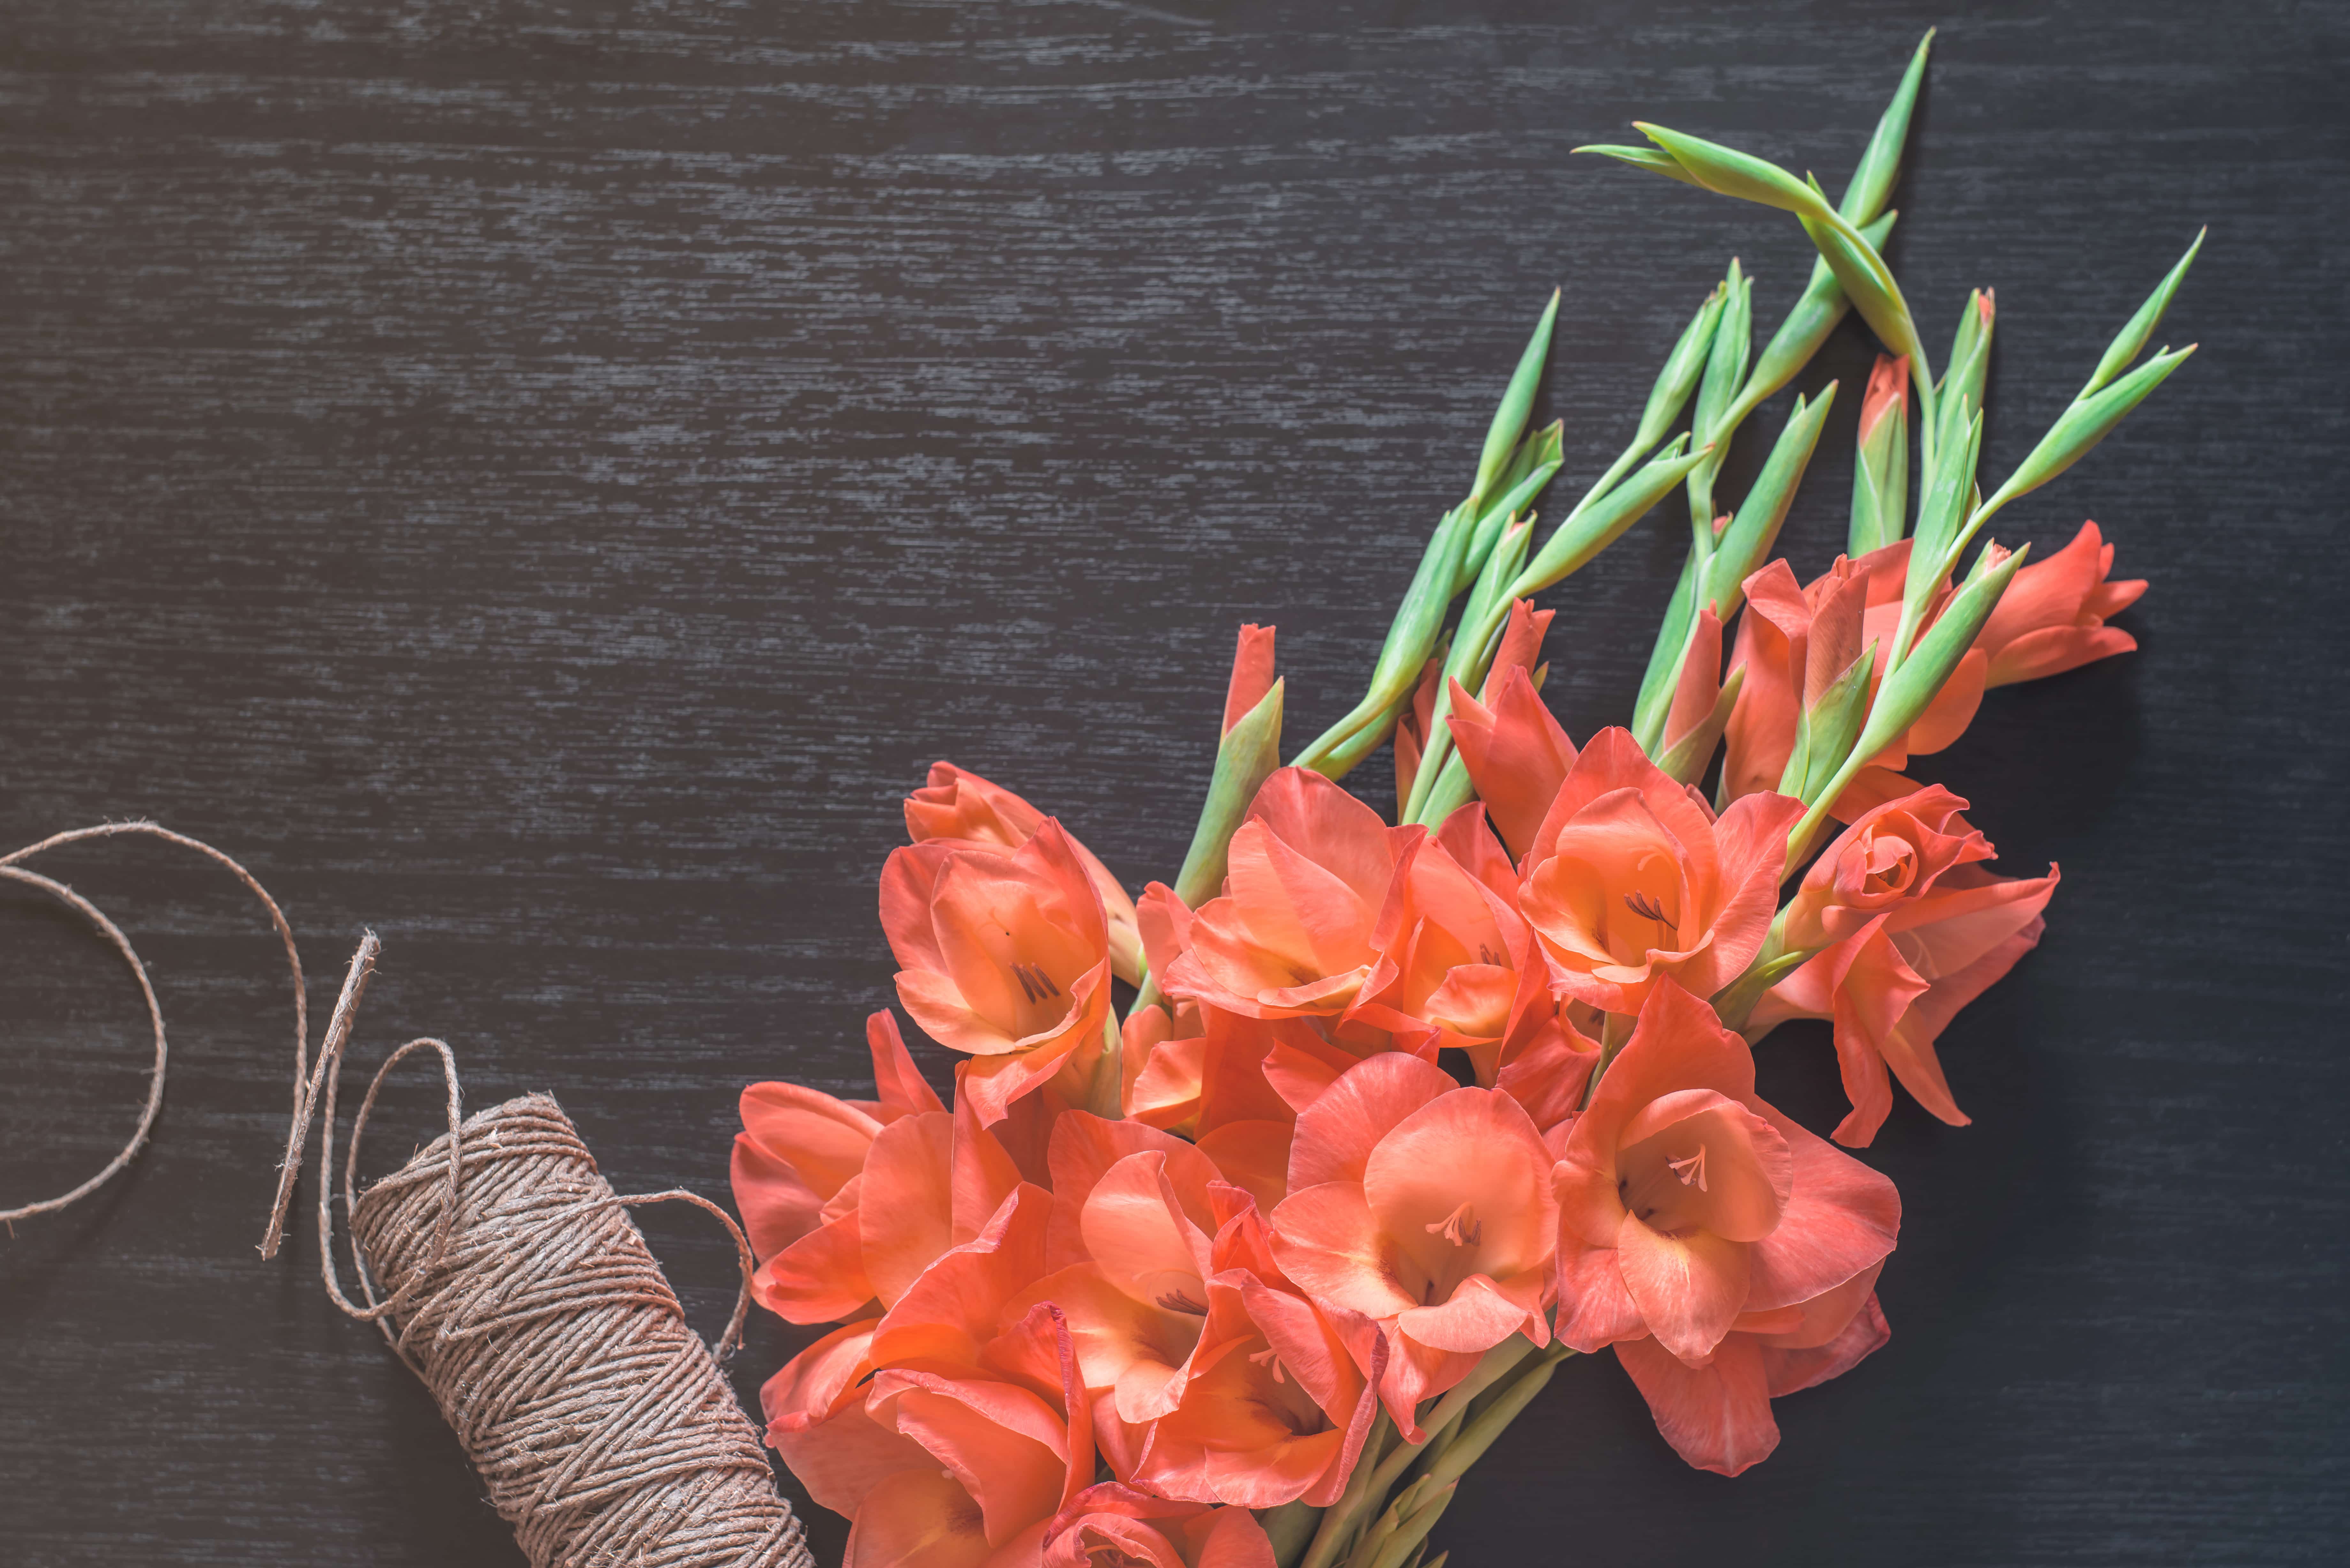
[3,4,2341,1563]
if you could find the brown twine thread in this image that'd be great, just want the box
[5,825,813,1568]
[0,820,306,1229]
[267,934,813,1568]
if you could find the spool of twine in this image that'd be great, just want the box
[5,826,813,1567]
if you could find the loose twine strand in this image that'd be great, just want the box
[0,821,306,1228]
[5,825,812,1567]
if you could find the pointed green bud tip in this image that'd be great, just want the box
[1634,122,1832,217]
[1572,143,1701,185]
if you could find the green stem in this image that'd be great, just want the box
[1300,1412,1395,1568]
[1579,1012,1636,1111]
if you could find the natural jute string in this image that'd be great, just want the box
[5,826,813,1567]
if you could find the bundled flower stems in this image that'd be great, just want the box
[730,34,2198,1568]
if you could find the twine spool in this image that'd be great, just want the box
[336,1085,813,1567]
[5,827,813,1567]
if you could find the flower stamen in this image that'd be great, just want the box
[1010,962,1061,1003]
[1668,1146,1708,1192]
[1247,1346,1287,1384]
[1424,1201,1482,1247]
[1623,890,1673,925]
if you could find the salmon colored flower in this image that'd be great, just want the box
[734,1011,1021,1325]
[1722,554,1873,803]
[1860,351,1908,443]
[1403,597,1555,821]
[1552,983,1899,1372]
[1127,1267,1382,1508]
[1723,544,1996,803]
[1348,816,1553,1083]
[1043,1486,1277,1568]
[1162,768,1417,1022]
[848,1302,1096,1568]
[1614,1265,1891,1476]
[732,1010,944,1272]
[1973,520,2146,687]
[1750,861,2060,1146]
[1445,663,1580,866]
[1780,784,1993,951]
[882,819,1114,1126]
[1270,1053,1558,1436]
[907,762,1143,984]
[1011,1114,1235,1427]
[759,1321,933,1521]
[1123,1004,1307,1213]
[1517,728,1803,1016]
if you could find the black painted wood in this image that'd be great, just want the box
[2,4,2343,1563]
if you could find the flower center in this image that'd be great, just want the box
[1009,961,1061,1003]
[1154,1287,1207,1315]
[1424,1200,1482,1248]
[1668,1146,1708,1192]
[1247,1346,1287,1384]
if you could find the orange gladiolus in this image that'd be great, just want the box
[848,1301,1096,1568]
[882,819,1115,1126]
[1444,663,1579,866]
[1517,728,1802,1016]
[1552,984,1899,1374]
[1126,1266,1382,1509]
[1123,1004,1306,1213]
[1974,520,2146,687]
[734,1011,1033,1326]
[907,761,1143,984]
[1751,861,2061,1146]
[1269,1053,1557,1436]
[732,1010,944,1269]
[1780,784,1993,951]
[1615,1265,1891,1476]
[1349,812,1553,1084]
[1162,768,1417,1022]
[1011,1114,1238,1428]
[1722,554,1874,803]
[1043,1486,1277,1568]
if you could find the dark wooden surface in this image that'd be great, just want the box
[3,3,2344,1563]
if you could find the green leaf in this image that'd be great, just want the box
[1839,29,1935,226]
[1982,344,2198,517]
[1632,544,1702,746]
[1455,437,1563,596]
[1796,209,1930,396]
[1292,507,1466,771]
[1473,290,1561,507]
[1937,290,1994,459]
[1850,373,1909,556]
[1687,263,1750,528]
[1783,640,1878,805]
[2083,229,2206,398]
[1909,403,1984,586]
[1637,123,1834,217]
[1701,383,1838,621]
[1659,663,1744,787]
[1637,284,1726,451]
[1692,262,1752,444]
[1860,544,2027,766]
[1572,143,1701,185]
[1514,437,1704,596]
[1173,678,1285,908]
[1745,211,1898,410]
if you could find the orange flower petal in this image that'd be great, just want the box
[1615,1332,1779,1476]
[1615,1211,1751,1365]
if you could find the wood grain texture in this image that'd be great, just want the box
[1,3,2342,1563]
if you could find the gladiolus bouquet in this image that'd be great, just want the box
[730,34,2195,1568]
